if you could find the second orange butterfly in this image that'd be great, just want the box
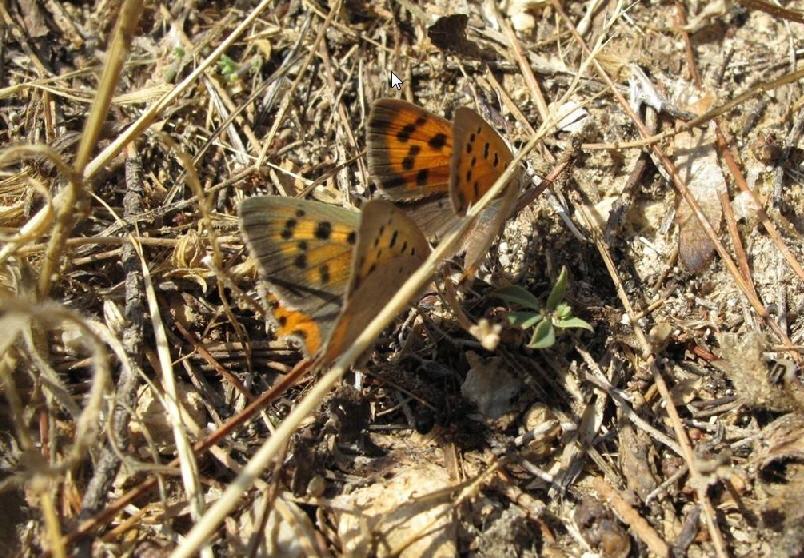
[367,98,521,270]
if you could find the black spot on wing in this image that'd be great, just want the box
[397,123,416,142]
[281,218,296,239]
[382,175,407,190]
[315,221,332,240]
[402,145,421,170]
[428,133,447,150]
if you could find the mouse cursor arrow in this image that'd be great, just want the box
[390,71,403,90]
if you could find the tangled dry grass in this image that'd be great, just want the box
[1,0,804,556]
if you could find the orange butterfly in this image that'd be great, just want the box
[239,196,430,364]
[367,98,521,270]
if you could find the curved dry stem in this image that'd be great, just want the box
[0,299,111,476]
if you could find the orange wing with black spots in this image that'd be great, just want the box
[321,200,430,364]
[449,107,514,213]
[264,292,324,355]
[239,197,359,356]
[367,99,453,201]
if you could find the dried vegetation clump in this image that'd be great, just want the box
[1,0,804,556]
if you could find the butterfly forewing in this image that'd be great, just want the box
[449,107,514,213]
[322,200,430,363]
[367,99,453,201]
[239,196,359,356]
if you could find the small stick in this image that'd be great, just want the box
[593,476,670,557]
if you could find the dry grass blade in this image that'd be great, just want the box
[37,0,144,298]
[135,237,213,558]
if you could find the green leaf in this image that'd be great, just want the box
[555,303,572,319]
[545,266,569,312]
[555,316,593,331]
[507,311,542,329]
[528,319,555,349]
[495,285,542,311]
[218,54,237,76]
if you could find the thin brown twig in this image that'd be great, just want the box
[554,1,799,359]
[593,476,670,556]
[498,15,549,122]
[50,358,313,556]
[550,3,730,555]
[675,2,702,87]
[582,65,804,152]
[76,143,146,551]
[713,127,804,283]
[174,320,254,402]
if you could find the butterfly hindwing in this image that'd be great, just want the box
[367,98,453,201]
[263,291,324,356]
[322,200,430,362]
[239,197,359,356]
[449,107,514,213]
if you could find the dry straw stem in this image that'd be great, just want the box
[0,0,278,264]
[37,0,144,298]
[134,237,213,558]
[713,127,804,284]
[40,486,66,558]
[583,65,804,152]
[593,476,669,556]
[170,108,549,558]
[550,1,729,555]
[156,131,253,374]
[0,300,112,475]
[256,0,343,167]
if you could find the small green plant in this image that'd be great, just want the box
[217,54,239,81]
[496,266,592,349]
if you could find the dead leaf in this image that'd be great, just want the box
[237,494,329,558]
[331,463,457,557]
[427,14,487,60]
[754,413,804,470]
[461,351,521,419]
[672,127,725,272]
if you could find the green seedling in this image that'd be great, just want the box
[496,266,592,349]
[217,54,239,81]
